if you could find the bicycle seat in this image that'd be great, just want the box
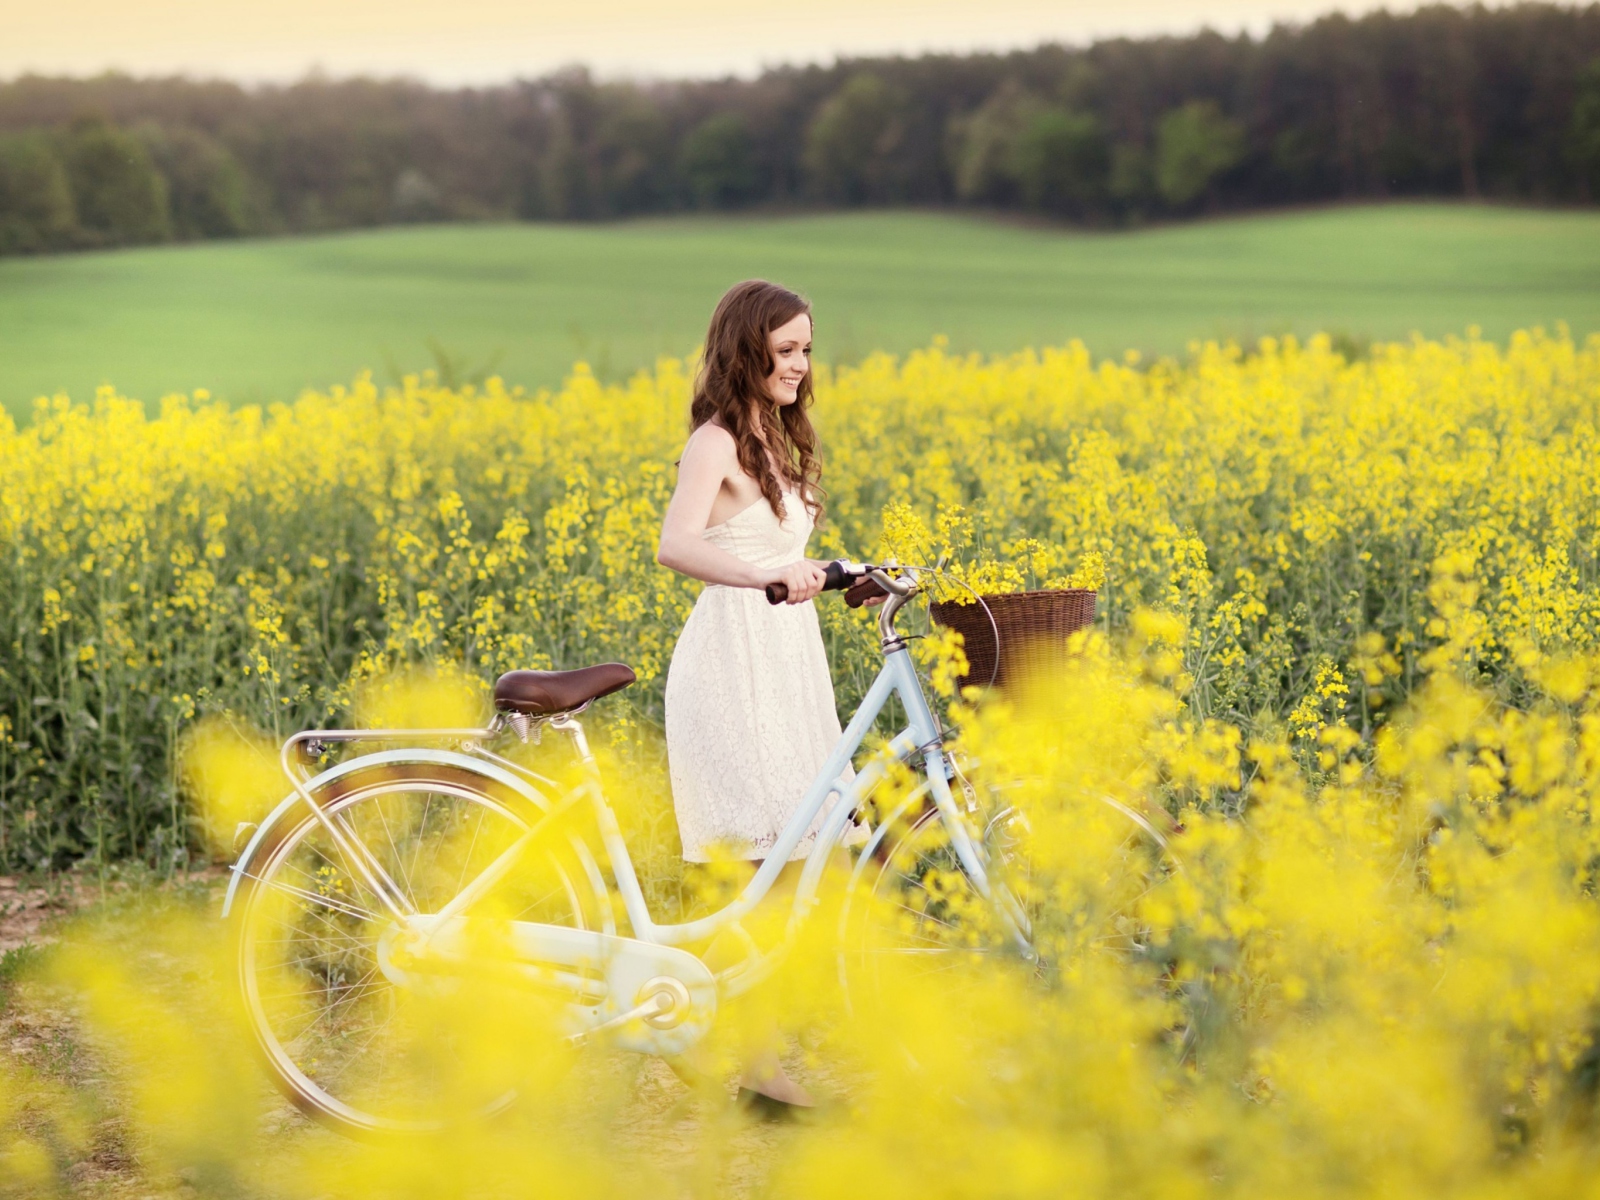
[492,663,636,716]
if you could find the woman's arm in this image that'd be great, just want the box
[656,427,827,603]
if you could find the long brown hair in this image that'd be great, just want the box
[690,280,824,524]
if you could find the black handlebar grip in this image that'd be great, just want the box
[844,576,888,609]
[766,560,850,605]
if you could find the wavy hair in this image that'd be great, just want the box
[689,280,824,525]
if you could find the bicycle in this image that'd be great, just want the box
[223,560,1173,1134]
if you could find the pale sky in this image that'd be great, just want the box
[1,0,1451,85]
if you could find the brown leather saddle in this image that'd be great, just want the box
[492,662,636,717]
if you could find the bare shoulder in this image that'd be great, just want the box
[680,423,739,470]
[686,422,737,455]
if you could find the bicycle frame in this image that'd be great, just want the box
[226,575,1025,1048]
[602,638,987,948]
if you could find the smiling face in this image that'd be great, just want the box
[763,311,813,407]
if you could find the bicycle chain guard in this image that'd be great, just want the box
[377,915,717,1057]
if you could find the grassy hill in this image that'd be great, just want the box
[2,203,1599,418]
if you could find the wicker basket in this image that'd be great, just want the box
[929,588,1097,691]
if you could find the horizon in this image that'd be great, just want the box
[3,0,1477,88]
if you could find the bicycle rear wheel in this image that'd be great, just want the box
[232,761,606,1136]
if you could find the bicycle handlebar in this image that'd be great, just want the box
[764,559,854,605]
[767,556,999,684]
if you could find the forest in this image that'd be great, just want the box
[2,2,1600,254]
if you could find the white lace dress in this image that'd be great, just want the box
[664,488,864,862]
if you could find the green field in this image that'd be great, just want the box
[3,202,1599,417]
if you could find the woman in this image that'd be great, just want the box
[656,279,869,1109]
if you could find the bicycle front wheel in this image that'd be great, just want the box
[232,760,606,1136]
[840,783,1178,1011]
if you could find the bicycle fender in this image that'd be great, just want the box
[220,748,558,919]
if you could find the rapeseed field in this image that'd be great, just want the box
[5,329,1600,1198]
[1,327,1595,869]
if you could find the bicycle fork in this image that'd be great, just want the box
[883,647,1035,958]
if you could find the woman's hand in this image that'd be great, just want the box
[766,560,828,604]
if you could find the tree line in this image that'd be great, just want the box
[4,3,1600,254]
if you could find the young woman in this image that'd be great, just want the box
[656,279,870,1108]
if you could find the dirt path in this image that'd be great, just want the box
[0,873,95,955]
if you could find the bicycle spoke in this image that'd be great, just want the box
[293,830,399,922]
[331,812,414,919]
[258,984,382,1024]
[867,951,985,979]
[887,897,965,932]
[270,978,390,1046]
[454,805,488,902]
[406,793,436,897]
[862,945,994,955]
[243,871,380,924]
[251,929,373,951]
[371,793,416,910]
[262,960,382,1007]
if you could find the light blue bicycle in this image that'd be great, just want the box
[224,560,1166,1134]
